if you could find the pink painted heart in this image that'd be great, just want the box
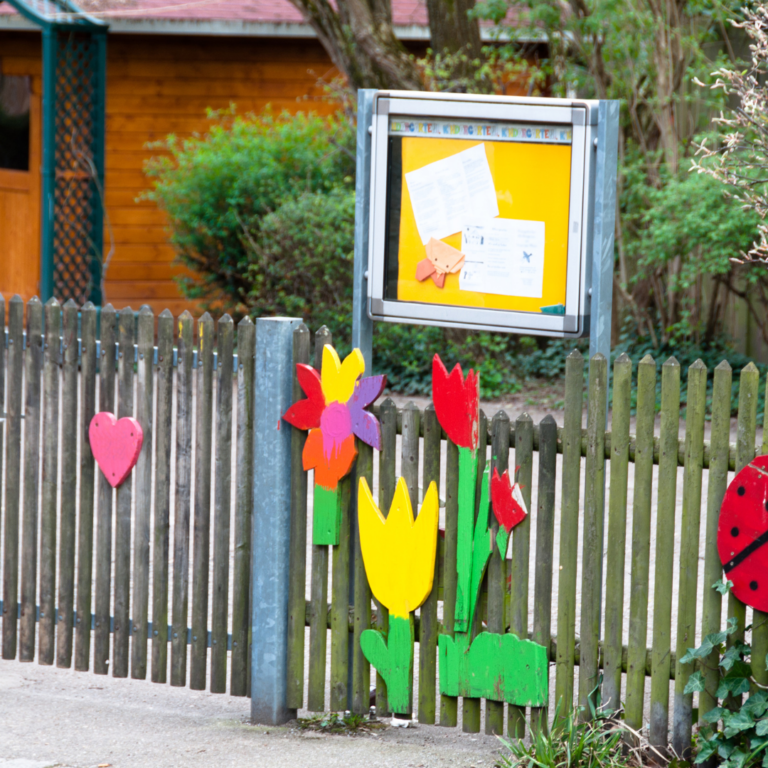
[89,412,143,488]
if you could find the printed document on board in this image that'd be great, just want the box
[405,144,499,244]
[459,219,545,298]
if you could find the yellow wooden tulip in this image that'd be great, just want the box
[320,345,365,404]
[357,476,439,620]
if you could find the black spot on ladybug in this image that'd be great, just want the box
[751,581,759,591]
[731,527,740,537]
[738,486,746,496]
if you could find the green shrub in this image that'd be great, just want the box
[143,107,355,310]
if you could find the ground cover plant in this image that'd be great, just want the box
[682,587,768,768]
[495,702,650,768]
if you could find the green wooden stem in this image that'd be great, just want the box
[360,616,414,715]
[313,483,342,546]
[455,447,479,633]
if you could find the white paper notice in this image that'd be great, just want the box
[405,144,499,245]
[459,219,546,298]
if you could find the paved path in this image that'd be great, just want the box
[0,663,504,768]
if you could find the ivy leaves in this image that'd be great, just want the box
[680,590,768,768]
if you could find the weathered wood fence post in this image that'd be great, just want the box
[251,317,302,725]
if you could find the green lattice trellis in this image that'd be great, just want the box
[6,0,107,305]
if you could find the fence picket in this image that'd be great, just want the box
[307,326,332,712]
[672,359,707,756]
[399,402,420,717]
[440,436,459,728]
[352,440,373,714]
[507,412,532,737]
[171,311,194,686]
[190,313,214,690]
[75,302,98,671]
[624,355,657,733]
[555,350,584,718]
[211,314,234,693]
[131,306,154,680]
[57,299,79,668]
[151,309,174,683]
[94,304,116,675]
[20,297,43,662]
[375,397,397,716]
[330,481,352,711]
[726,363,759,706]
[649,357,681,747]
[752,373,768,691]
[230,316,255,696]
[285,324,310,708]
[39,298,61,665]
[532,414,558,734]
[485,411,510,736]
[603,354,632,711]
[699,362,732,720]
[418,403,441,725]
[579,354,608,714]
[113,306,136,678]
[3,295,23,660]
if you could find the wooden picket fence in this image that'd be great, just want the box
[0,295,254,693]
[285,325,768,753]
[1,294,766,754]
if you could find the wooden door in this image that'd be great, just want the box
[0,73,41,301]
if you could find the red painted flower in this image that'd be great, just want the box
[491,468,527,532]
[284,346,386,490]
[431,354,479,450]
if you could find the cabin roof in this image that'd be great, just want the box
[0,0,443,37]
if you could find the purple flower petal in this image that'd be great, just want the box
[348,375,387,410]
[348,375,386,450]
[351,410,382,451]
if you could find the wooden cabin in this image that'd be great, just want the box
[0,0,440,314]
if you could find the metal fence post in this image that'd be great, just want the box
[251,317,302,725]
[588,100,620,367]
[351,88,376,371]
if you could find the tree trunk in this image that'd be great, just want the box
[287,0,422,90]
[425,0,482,62]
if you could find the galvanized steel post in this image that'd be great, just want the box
[588,100,620,368]
[251,317,302,725]
[351,88,376,371]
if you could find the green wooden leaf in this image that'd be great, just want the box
[313,483,342,545]
[438,630,548,706]
[360,617,414,715]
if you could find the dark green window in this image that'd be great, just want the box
[0,73,31,171]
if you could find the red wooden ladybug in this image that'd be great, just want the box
[718,455,768,613]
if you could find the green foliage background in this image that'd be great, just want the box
[145,107,766,411]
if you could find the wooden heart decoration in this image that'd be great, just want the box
[89,412,143,488]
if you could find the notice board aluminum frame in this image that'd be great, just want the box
[366,91,600,339]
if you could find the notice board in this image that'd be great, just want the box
[367,94,600,337]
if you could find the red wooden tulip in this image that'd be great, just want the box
[431,354,479,450]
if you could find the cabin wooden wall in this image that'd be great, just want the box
[104,34,338,315]
[0,31,337,313]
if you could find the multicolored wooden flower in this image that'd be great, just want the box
[283,344,386,545]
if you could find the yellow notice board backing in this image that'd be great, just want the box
[396,137,572,314]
